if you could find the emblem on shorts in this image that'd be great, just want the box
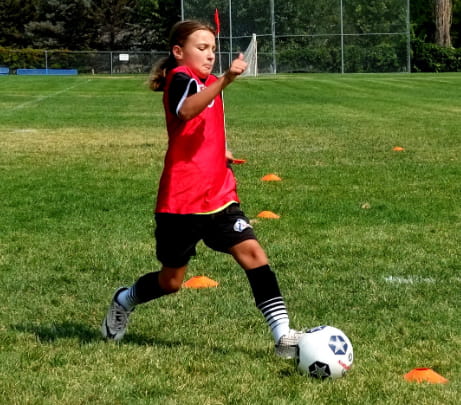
[233,218,252,232]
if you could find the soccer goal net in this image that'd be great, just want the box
[241,33,257,77]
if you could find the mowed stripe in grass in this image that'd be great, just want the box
[0,74,460,404]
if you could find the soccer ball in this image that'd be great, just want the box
[297,325,353,379]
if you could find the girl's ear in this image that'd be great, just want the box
[172,45,183,61]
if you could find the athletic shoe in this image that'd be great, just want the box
[101,287,132,341]
[275,329,303,359]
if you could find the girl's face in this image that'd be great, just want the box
[173,29,216,78]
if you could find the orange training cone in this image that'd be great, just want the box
[261,174,282,181]
[183,276,219,289]
[257,211,280,219]
[404,368,448,384]
[393,146,405,151]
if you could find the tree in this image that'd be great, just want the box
[128,0,179,50]
[0,0,458,53]
[434,0,453,46]
[90,0,137,50]
[453,0,461,46]
[90,0,179,51]
[412,0,435,43]
[0,0,37,47]
[24,0,95,49]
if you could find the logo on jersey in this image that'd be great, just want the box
[198,82,215,108]
[233,218,252,232]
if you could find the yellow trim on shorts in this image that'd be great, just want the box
[194,200,238,215]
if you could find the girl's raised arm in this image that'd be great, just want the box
[178,54,247,121]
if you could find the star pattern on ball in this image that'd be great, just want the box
[309,362,331,379]
[329,335,348,355]
[306,325,327,334]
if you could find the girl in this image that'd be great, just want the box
[101,20,301,358]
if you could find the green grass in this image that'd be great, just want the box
[0,73,460,404]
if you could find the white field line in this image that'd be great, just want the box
[9,128,38,133]
[384,275,461,286]
[384,275,436,285]
[11,79,90,111]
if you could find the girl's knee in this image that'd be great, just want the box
[161,278,182,294]
[158,265,187,293]
[230,239,268,270]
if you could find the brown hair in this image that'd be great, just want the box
[149,20,215,92]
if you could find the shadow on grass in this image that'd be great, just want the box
[11,322,267,358]
[12,321,101,344]
[125,333,271,359]
[12,321,184,348]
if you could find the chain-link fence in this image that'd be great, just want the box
[0,0,410,75]
[0,49,167,75]
[182,0,411,73]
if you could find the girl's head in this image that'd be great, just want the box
[149,20,216,91]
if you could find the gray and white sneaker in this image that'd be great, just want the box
[101,287,132,341]
[275,329,303,359]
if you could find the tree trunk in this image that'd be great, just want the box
[434,0,452,47]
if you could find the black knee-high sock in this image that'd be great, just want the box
[245,264,290,342]
[116,271,172,310]
[132,271,169,304]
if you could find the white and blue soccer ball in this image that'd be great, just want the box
[297,325,353,379]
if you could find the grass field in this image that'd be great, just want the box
[0,73,460,404]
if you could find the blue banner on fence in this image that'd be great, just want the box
[16,69,78,75]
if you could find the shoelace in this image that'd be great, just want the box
[109,302,130,331]
[277,330,303,346]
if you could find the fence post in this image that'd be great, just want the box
[270,0,276,74]
[340,0,344,74]
[406,0,411,73]
[229,0,233,61]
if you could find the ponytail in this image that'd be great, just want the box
[148,53,177,92]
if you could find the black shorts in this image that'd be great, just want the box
[155,203,257,268]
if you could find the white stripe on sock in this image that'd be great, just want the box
[116,287,137,310]
[258,297,290,343]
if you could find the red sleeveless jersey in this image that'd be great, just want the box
[155,66,239,214]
